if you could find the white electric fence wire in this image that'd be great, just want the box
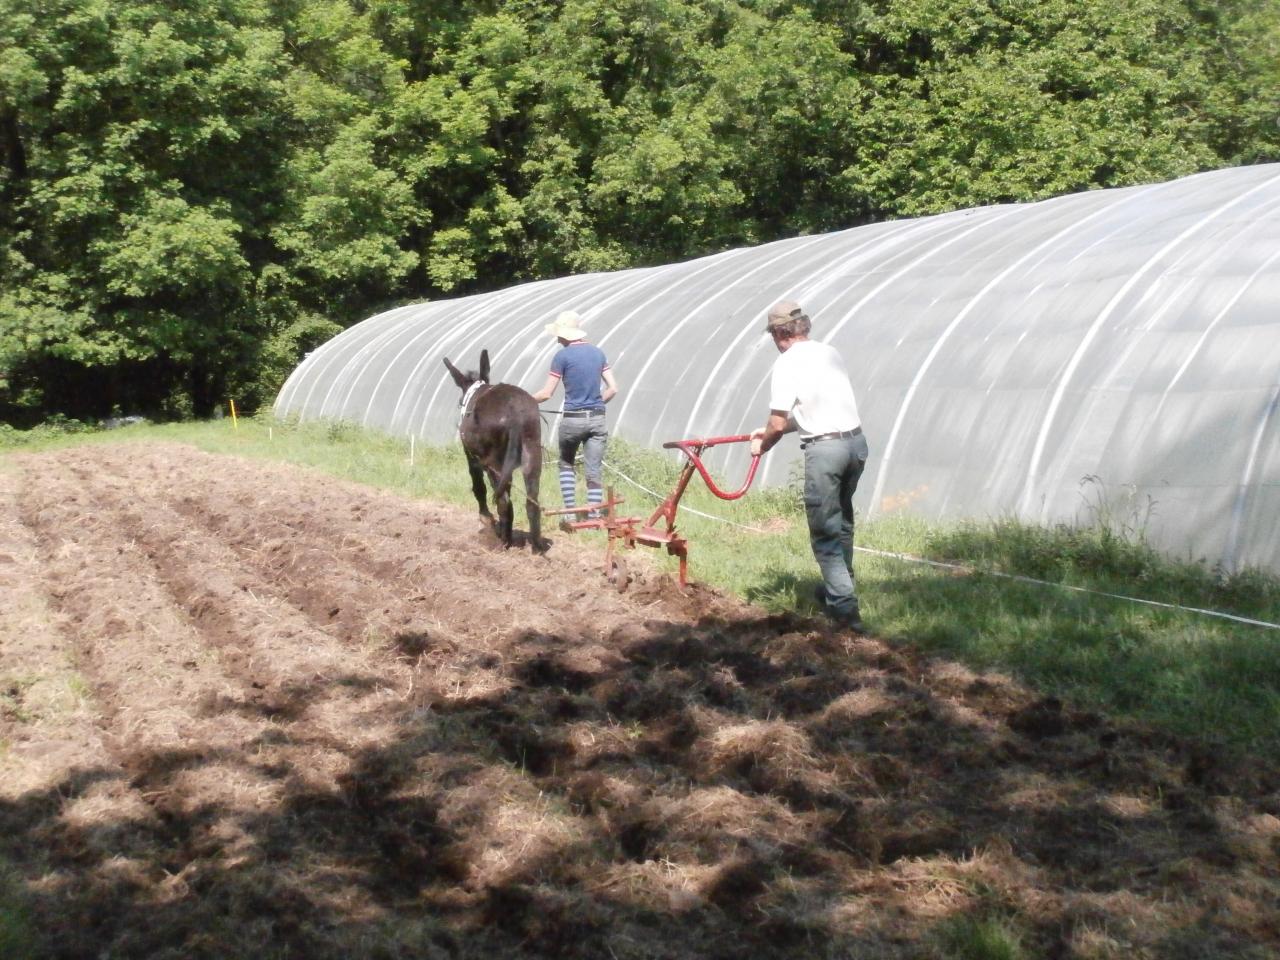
[600,460,1280,631]
[851,546,1280,631]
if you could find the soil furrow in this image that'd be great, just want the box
[13,457,282,798]
[5,457,310,957]
[101,444,666,709]
[0,465,108,797]
[118,443,697,638]
[16,471,235,738]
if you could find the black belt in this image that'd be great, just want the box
[562,408,606,418]
[800,426,862,447]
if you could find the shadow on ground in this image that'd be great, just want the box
[3,605,1277,959]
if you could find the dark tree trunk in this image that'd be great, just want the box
[0,100,27,194]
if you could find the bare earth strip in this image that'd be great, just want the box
[0,442,1276,960]
[0,465,108,795]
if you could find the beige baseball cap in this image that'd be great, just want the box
[763,300,807,332]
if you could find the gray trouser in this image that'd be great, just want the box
[558,413,608,508]
[804,431,869,619]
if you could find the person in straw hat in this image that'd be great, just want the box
[750,299,869,633]
[531,311,619,518]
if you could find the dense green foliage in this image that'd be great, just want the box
[2,0,1277,421]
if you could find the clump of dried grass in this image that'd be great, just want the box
[700,720,818,785]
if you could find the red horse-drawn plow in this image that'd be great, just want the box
[544,434,760,590]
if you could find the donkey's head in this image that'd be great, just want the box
[443,349,491,395]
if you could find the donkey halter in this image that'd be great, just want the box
[457,379,488,430]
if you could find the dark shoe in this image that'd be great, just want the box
[813,584,866,633]
[820,605,867,635]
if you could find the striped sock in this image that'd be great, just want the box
[586,483,603,517]
[559,466,576,508]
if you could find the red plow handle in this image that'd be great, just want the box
[661,434,761,500]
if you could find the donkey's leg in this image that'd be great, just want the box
[523,435,548,553]
[494,475,514,547]
[483,464,512,544]
[466,452,492,522]
[492,428,526,548]
[500,494,514,547]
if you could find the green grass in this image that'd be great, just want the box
[930,914,1028,960]
[5,414,1279,755]
[0,860,37,960]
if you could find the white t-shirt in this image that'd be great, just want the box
[768,339,861,437]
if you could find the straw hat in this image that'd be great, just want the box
[545,310,587,341]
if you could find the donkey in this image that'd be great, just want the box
[443,349,549,553]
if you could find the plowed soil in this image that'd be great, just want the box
[1,442,1277,959]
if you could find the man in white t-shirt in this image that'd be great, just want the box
[750,300,869,632]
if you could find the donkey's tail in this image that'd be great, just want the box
[495,427,522,500]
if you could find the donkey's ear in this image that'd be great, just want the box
[479,350,491,384]
[443,357,469,390]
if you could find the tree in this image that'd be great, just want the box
[1,0,1275,423]
[1,0,295,417]
[836,0,1277,215]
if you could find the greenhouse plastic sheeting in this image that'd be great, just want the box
[276,164,1280,573]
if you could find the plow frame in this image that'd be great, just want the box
[544,434,760,589]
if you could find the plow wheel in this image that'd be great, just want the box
[607,555,630,593]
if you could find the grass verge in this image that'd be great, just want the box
[5,415,1278,755]
[0,859,37,959]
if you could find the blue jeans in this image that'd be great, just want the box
[558,413,608,509]
[804,432,869,620]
